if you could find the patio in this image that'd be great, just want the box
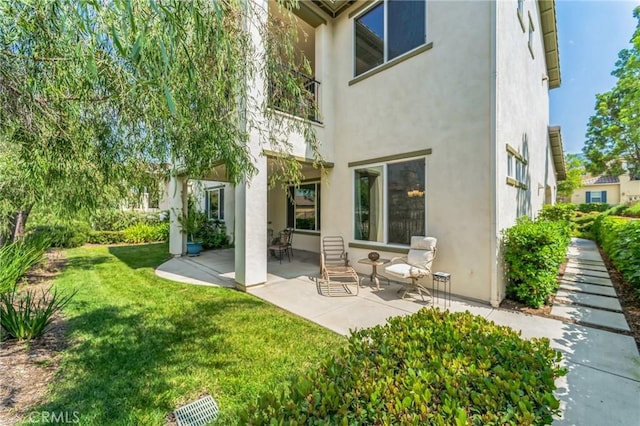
[156,245,640,425]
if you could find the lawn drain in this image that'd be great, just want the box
[173,394,219,426]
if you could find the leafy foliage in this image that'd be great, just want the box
[0,234,50,294]
[199,220,231,249]
[89,209,167,231]
[122,223,169,244]
[557,154,585,200]
[583,6,640,178]
[538,203,577,223]
[30,222,92,248]
[242,309,565,425]
[593,216,640,291]
[503,217,571,308]
[0,286,76,340]
[575,203,612,213]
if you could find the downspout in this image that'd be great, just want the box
[489,0,500,307]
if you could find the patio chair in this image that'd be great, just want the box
[385,236,437,301]
[320,236,360,296]
[269,229,292,263]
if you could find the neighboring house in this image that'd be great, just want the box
[571,174,640,205]
[167,0,566,307]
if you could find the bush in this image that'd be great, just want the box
[242,309,565,425]
[199,220,230,249]
[503,217,571,308]
[30,221,91,248]
[538,203,576,223]
[593,216,640,291]
[0,286,76,340]
[576,203,611,213]
[90,209,168,231]
[122,223,169,244]
[0,235,50,294]
[87,230,126,245]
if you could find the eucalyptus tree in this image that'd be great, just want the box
[583,6,640,179]
[0,0,319,242]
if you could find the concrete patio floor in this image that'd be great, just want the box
[156,246,640,425]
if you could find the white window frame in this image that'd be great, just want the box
[352,0,429,77]
[206,187,224,221]
[352,156,427,246]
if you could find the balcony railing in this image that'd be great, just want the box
[268,69,321,124]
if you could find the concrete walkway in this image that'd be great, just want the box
[156,243,640,425]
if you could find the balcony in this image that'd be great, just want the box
[268,69,321,124]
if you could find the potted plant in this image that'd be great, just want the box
[178,209,206,256]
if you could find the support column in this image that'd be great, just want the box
[169,174,187,256]
[234,155,268,288]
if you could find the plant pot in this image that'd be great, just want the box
[186,242,203,257]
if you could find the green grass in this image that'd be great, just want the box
[36,243,345,425]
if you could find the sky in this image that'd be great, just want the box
[550,0,640,154]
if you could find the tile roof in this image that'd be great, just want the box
[582,176,620,185]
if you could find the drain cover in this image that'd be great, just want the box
[174,395,219,426]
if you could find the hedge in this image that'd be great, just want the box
[86,223,169,245]
[503,217,571,308]
[593,215,640,290]
[242,309,565,425]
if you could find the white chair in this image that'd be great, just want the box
[385,236,437,301]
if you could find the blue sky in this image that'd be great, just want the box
[550,0,640,154]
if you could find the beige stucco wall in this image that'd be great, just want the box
[571,184,621,205]
[317,0,494,302]
[494,0,559,303]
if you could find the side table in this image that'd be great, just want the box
[432,272,451,307]
[357,258,390,290]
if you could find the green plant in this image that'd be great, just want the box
[199,220,230,249]
[593,216,640,291]
[242,309,565,425]
[0,234,50,294]
[87,230,126,245]
[576,203,611,213]
[503,217,571,308]
[538,203,576,223]
[122,223,169,244]
[30,221,91,248]
[0,286,76,340]
[177,209,207,242]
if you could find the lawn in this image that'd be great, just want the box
[36,243,345,425]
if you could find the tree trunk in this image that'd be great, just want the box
[10,205,33,242]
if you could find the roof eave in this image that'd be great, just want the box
[549,126,566,180]
[538,0,561,89]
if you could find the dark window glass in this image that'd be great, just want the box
[388,0,426,60]
[287,183,320,231]
[354,166,383,242]
[387,159,425,245]
[355,3,384,76]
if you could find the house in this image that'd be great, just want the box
[571,173,640,205]
[167,0,566,307]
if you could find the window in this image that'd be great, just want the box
[287,183,320,231]
[354,0,427,76]
[206,188,224,221]
[506,144,527,188]
[586,191,607,204]
[517,0,525,32]
[517,0,524,14]
[507,153,514,177]
[354,158,426,245]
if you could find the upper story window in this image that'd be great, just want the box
[528,12,535,58]
[354,0,427,77]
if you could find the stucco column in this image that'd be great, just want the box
[168,174,187,256]
[234,156,268,288]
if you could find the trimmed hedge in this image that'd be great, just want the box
[503,217,571,308]
[593,216,640,290]
[30,222,91,248]
[538,203,576,223]
[576,203,611,213]
[242,309,565,425]
[87,223,169,245]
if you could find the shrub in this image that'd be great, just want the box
[538,203,576,223]
[0,235,50,294]
[90,209,168,231]
[0,286,76,340]
[242,309,565,425]
[576,203,611,213]
[199,220,230,249]
[30,221,90,248]
[593,216,640,291]
[122,223,169,244]
[87,230,126,245]
[503,217,571,308]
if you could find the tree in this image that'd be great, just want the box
[583,5,640,179]
[557,153,585,201]
[0,0,319,242]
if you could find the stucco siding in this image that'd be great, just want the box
[571,184,621,205]
[319,0,493,302]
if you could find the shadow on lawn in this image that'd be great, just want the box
[36,296,263,424]
[108,243,169,270]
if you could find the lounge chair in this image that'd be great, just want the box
[320,236,360,296]
[385,236,437,301]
